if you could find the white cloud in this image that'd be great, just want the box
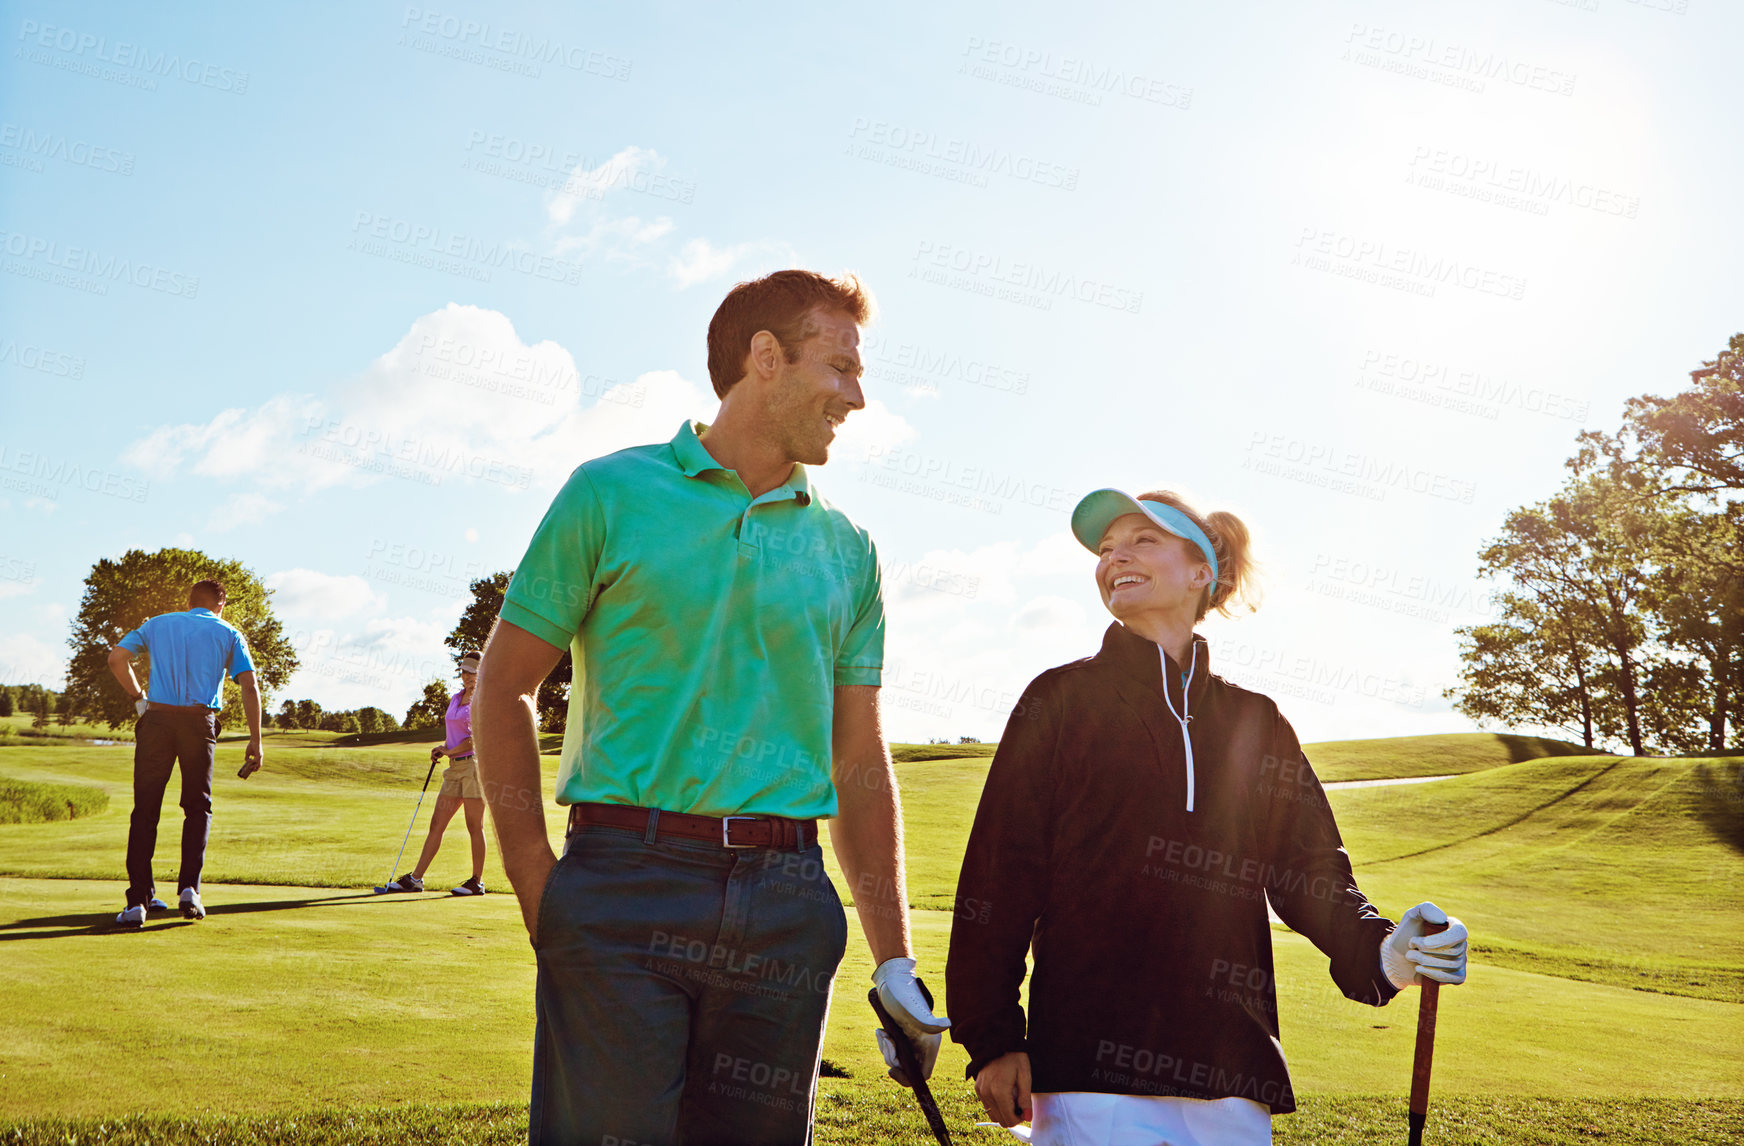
[124,304,715,500]
[208,492,284,532]
[832,399,916,464]
[1012,594,1087,633]
[546,146,660,227]
[0,633,65,688]
[266,569,384,619]
[670,238,753,289]
[0,582,36,601]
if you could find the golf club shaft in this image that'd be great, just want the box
[868,989,952,1145]
[1407,919,1450,1146]
[385,757,440,885]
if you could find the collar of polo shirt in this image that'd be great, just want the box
[675,420,812,507]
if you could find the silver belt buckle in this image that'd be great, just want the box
[721,815,759,848]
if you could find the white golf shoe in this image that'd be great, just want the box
[116,904,145,928]
[179,887,205,921]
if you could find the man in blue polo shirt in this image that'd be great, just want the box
[475,270,947,1144]
[107,578,262,928]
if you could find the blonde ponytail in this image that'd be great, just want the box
[1136,491,1263,621]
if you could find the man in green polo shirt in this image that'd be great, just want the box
[475,269,947,1145]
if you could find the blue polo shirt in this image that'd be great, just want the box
[118,608,256,710]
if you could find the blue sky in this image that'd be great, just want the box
[3,0,1740,744]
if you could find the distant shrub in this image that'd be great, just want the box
[0,777,110,824]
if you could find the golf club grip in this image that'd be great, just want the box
[868,989,924,1083]
[868,989,954,1144]
[1408,918,1449,1121]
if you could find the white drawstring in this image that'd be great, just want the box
[1158,642,1197,812]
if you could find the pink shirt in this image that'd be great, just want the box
[444,691,472,756]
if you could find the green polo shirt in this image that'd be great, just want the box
[500,421,884,819]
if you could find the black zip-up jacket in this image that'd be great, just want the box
[946,622,1399,1113]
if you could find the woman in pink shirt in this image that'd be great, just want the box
[380,653,488,896]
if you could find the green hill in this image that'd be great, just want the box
[1306,732,1594,782]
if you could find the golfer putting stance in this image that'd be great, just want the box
[379,652,489,896]
[106,579,262,927]
[475,270,946,1145]
[947,490,1468,1145]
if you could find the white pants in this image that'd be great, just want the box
[1021,1092,1272,1146]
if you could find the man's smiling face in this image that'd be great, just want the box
[767,307,865,466]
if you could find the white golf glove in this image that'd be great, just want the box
[1382,902,1469,989]
[135,697,149,717]
[872,956,950,1085]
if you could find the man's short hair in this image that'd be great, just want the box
[706,270,872,398]
[189,580,227,609]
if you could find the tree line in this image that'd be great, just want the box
[53,550,568,736]
[1449,333,1743,756]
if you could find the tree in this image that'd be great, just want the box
[404,679,450,731]
[0,688,14,718]
[1586,333,1744,497]
[1642,503,1744,751]
[1449,595,1615,750]
[295,699,323,730]
[61,548,298,729]
[276,699,300,729]
[1449,474,1660,755]
[355,706,398,734]
[448,571,571,732]
[31,692,52,729]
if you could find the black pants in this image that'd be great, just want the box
[126,709,217,907]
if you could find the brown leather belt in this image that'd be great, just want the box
[147,702,214,714]
[568,802,816,851]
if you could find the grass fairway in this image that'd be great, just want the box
[0,731,1738,1142]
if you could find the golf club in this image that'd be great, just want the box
[868,986,953,1146]
[375,754,439,892]
[1407,909,1451,1146]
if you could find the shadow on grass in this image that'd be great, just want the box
[0,889,451,941]
[1494,733,1595,763]
[1368,757,1628,865]
[1694,762,1744,854]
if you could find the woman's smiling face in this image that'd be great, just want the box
[1095,512,1211,622]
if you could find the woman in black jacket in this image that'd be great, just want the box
[947,488,1468,1145]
